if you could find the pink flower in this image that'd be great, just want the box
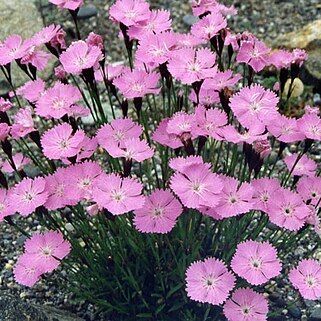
[267,189,310,231]
[175,33,205,48]
[298,113,321,141]
[167,111,196,140]
[86,32,104,50]
[44,167,77,210]
[17,79,46,103]
[229,84,279,133]
[135,31,177,66]
[60,40,103,75]
[94,64,127,82]
[109,0,150,27]
[0,97,13,112]
[292,48,308,66]
[289,259,321,300]
[231,240,281,285]
[107,138,154,162]
[191,12,227,40]
[13,254,42,287]
[284,153,317,177]
[11,107,35,139]
[170,163,223,209]
[65,161,102,202]
[41,123,85,160]
[202,70,242,92]
[192,0,237,17]
[297,177,321,206]
[0,123,10,141]
[49,0,83,10]
[223,288,269,321]
[0,35,29,65]
[0,189,15,221]
[189,87,220,106]
[237,39,271,72]
[96,118,142,150]
[36,82,81,119]
[9,177,48,216]
[24,230,71,273]
[2,153,32,173]
[76,137,97,162]
[186,257,235,305]
[127,9,172,40]
[152,118,183,149]
[92,173,145,215]
[20,47,51,71]
[267,114,305,143]
[167,47,217,84]
[253,139,271,159]
[269,49,294,69]
[169,156,207,173]
[113,68,160,99]
[55,65,67,79]
[215,176,254,218]
[218,126,267,144]
[305,105,320,116]
[134,189,182,233]
[251,178,281,212]
[32,24,62,46]
[192,105,227,139]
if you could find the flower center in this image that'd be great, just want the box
[41,245,53,257]
[113,130,125,142]
[152,206,164,218]
[125,10,137,19]
[250,101,261,113]
[52,97,66,110]
[132,83,144,93]
[250,257,262,269]
[282,205,293,216]
[75,56,88,67]
[79,178,91,190]
[187,62,201,73]
[59,138,69,150]
[0,203,5,212]
[202,274,217,290]
[192,181,204,194]
[305,275,318,288]
[23,191,36,202]
[228,193,239,205]
[260,192,269,203]
[111,189,125,202]
[241,305,252,316]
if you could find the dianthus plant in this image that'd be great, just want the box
[0,0,320,320]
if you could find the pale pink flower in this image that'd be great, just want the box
[223,288,269,321]
[186,257,235,305]
[50,28,67,49]
[289,259,321,300]
[167,47,217,84]
[193,105,227,139]
[107,138,154,162]
[109,0,150,27]
[191,12,227,40]
[134,189,182,233]
[0,189,15,221]
[169,156,207,173]
[113,68,160,99]
[269,49,294,69]
[96,118,142,150]
[229,84,279,133]
[189,87,220,106]
[0,35,29,65]
[2,153,31,173]
[11,107,35,139]
[267,114,305,143]
[297,177,321,206]
[41,123,85,160]
[0,97,13,112]
[13,254,42,287]
[202,70,242,92]
[49,0,83,10]
[127,9,172,40]
[20,47,51,71]
[237,39,271,72]
[17,79,46,103]
[94,64,127,82]
[9,177,48,216]
[69,104,90,119]
[92,173,145,215]
[192,0,237,17]
[253,138,271,159]
[251,178,281,212]
[267,189,311,231]
[76,137,97,162]
[215,176,254,218]
[284,153,317,177]
[24,230,71,273]
[135,31,177,66]
[32,24,62,46]
[218,126,267,144]
[86,32,104,50]
[60,40,103,75]
[231,240,281,285]
[65,161,102,202]
[175,33,205,48]
[36,82,81,119]
[292,48,308,66]
[298,113,321,141]
[152,118,183,149]
[167,111,196,139]
[55,65,67,79]
[170,163,223,209]
[305,105,320,116]
[0,123,10,142]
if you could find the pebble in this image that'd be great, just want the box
[77,5,98,19]
[288,306,302,319]
[310,307,321,321]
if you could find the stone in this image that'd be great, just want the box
[77,5,98,19]
[0,293,84,321]
[183,15,200,26]
[288,306,302,319]
[310,307,321,321]
[272,19,321,93]
[0,0,55,94]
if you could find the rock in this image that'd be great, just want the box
[0,293,84,321]
[77,5,98,19]
[288,306,302,319]
[273,19,321,93]
[183,15,199,26]
[310,307,321,321]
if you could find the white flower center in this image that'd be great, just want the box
[202,274,217,291]
[305,275,318,288]
[187,62,201,73]
[111,189,125,202]
[41,245,53,257]
[250,257,262,269]
[23,191,36,202]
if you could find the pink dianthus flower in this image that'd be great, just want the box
[11,107,35,139]
[0,189,15,222]
[17,79,46,103]
[49,0,83,10]
[2,153,32,173]
[284,153,317,177]
[297,177,321,206]
[298,113,321,141]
